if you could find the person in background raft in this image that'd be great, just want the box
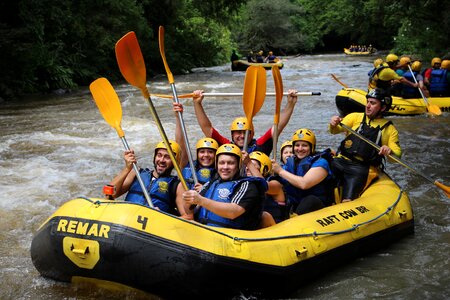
[265,51,278,63]
[272,128,334,215]
[329,88,402,202]
[230,49,239,62]
[256,50,264,63]
[173,102,218,191]
[368,53,417,96]
[183,144,269,230]
[423,57,441,89]
[279,140,293,167]
[244,150,288,223]
[192,89,299,156]
[402,60,430,98]
[109,141,192,219]
[368,58,384,77]
[429,59,450,97]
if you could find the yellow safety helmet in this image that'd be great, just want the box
[386,54,399,63]
[411,60,422,72]
[154,140,181,164]
[249,151,272,177]
[373,58,384,68]
[196,138,219,151]
[441,60,450,70]
[292,128,316,153]
[230,117,253,132]
[280,140,292,153]
[431,57,442,66]
[399,56,411,67]
[215,143,242,169]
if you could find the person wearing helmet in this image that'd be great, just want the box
[183,144,268,230]
[192,89,298,156]
[423,57,442,89]
[368,53,418,95]
[272,129,334,215]
[329,88,402,202]
[108,140,190,218]
[402,60,430,98]
[265,51,278,63]
[244,150,288,223]
[256,50,264,63]
[367,58,384,78]
[279,140,293,166]
[428,58,450,97]
[396,56,411,76]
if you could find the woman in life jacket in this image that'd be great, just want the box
[329,88,402,202]
[272,128,333,215]
[244,151,288,223]
[183,144,268,230]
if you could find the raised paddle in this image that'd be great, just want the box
[407,64,442,116]
[114,31,188,191]
[89,77,154,207]
[242,65,267,152]
[331,74,349,88]
[272,65,283,160]
[150,91,321,99]
[158,25,198,185]
[339,122,450,198]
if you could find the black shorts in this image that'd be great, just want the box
[331,157,369,200]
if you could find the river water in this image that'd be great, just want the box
[0,54,449,299]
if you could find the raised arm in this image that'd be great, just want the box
[276,89,298,136]
[173,102,188,168]
[109,150,137,198]
[192,90,213,137]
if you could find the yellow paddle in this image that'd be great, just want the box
[272,65,283,160]
[242,65,266,152]
[331,74,349,88]
[340,122,450,198]
[114,31,188,191]
[407,64,442,116]
[89,77,154,207]
[158,26,198,185]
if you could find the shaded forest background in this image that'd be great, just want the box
[1,0,449,100]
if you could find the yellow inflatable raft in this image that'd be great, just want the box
[336,87,450,116]
[31,173,413,298]
[231,59,284,71]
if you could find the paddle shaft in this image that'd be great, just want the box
[407,65,429,106]
[120,136,154,207]
[151,92,320,99]
[170,83,198,185]
[331,74,349,88]
[340,122,449,197]
[143,90,189,191]
[272,65,283,161]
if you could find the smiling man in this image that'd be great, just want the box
[108,141,190,219]
[183,144,267,230]
[329,88,402,202]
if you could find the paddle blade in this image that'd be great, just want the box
[115,32,148,94]
[242,66,258,123]
[272,65,283,124]
[89,78,124,137]
[435,181,450,198]
[428,104,442,116]
[253,66,267,116]
[158,26,175,84]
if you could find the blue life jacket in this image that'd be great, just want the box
[283,149,333,208]
[197,177,267,229]
[402,71,420,98]
[182,160,216,189]
[263,176,289,223]
[125,169,177,213]
[430,69,449,95]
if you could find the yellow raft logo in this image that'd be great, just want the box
[57,219,110,238]
[158,181,169,193]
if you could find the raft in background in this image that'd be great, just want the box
[343,48,376,56]
[231,59,284,71]
[30,173,414,299]
[336,87,450,116]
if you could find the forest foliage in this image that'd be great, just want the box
[0,0,449,100]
